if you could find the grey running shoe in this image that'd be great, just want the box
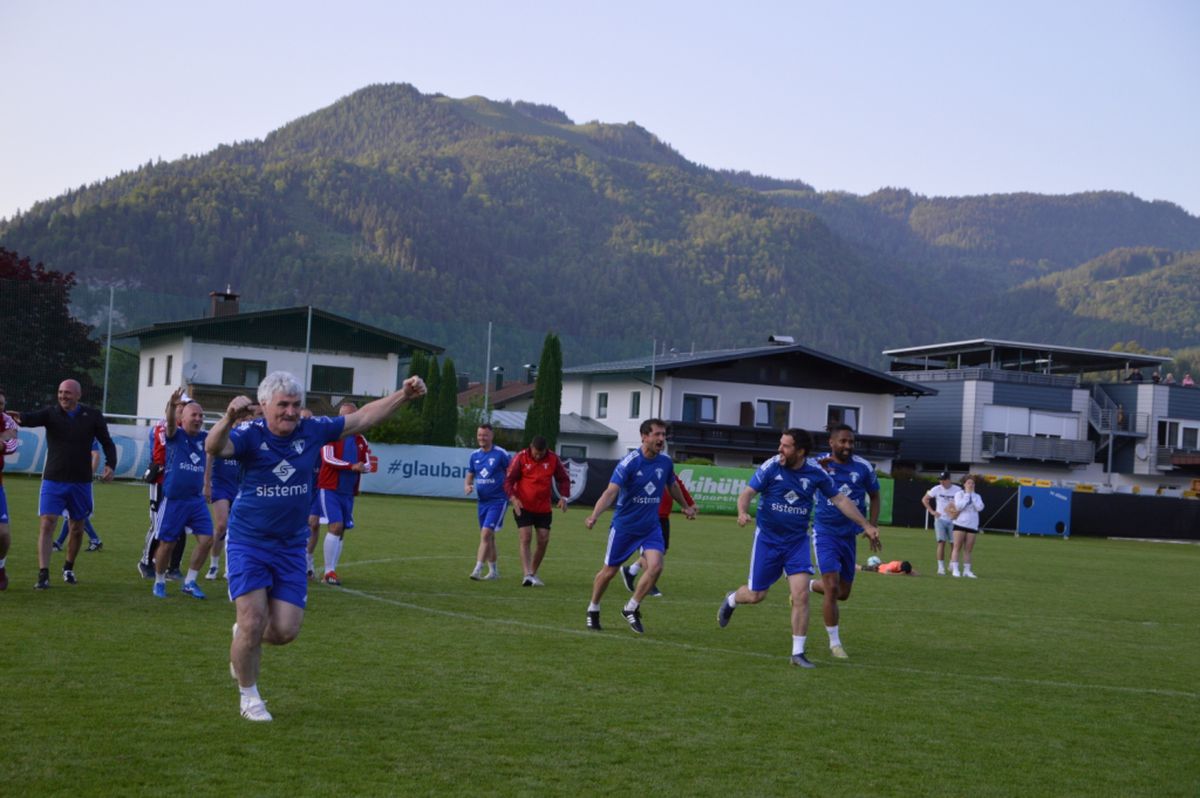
[717,593,736,628]
[790,653,816,669]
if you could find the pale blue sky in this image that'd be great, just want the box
[2,0,1197,220]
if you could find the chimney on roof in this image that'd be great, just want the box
[209,285,240,318]
[768,335,795,345]
[493,366,505,391]
[523,363,538,384]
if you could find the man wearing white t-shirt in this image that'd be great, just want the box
[921,471,960,576]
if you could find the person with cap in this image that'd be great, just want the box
[921,471,960,576]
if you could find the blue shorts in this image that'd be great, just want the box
[309,490,322,518]
[0,485,8,524]
[477,499,507,531]
[317,490,355,529]
[748,529,813,592]
[603,523,665,567]
[226,539,308,609]
[210,485,238,505]
[812,528,856,584]
[158,496,214,542]
[39,480,92,520]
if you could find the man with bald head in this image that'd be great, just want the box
[17,379,116,589]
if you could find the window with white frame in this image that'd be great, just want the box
[682,393,717,423]
[826,404,859,431]
[560,444,587,459]
[596,392,608,419]
[755,399,790,429]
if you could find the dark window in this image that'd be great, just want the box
[165,354,173,386]
[222,358,268,388]
[630,391,641,418]
[147,357,155,387]
[826,405,860,431]
[560,444,587,459]
[682,394,718,423]
[755,399,790,428]
[312,365,354,394]
[596,392,608,419]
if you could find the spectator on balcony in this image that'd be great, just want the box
[1164,373,1177,385]
[1183,374,1195,387]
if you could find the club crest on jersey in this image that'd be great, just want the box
[655,467,663,481]
[784,490,799,504]
[292,440,305,455]
[800,478,810,492]
[273,459,296,483]
[850,472,860,484]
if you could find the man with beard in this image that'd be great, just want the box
[717,428,878,668]
[809,424,882,659]
[584,419,696,634]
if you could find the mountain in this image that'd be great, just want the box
[2,82,1199,375]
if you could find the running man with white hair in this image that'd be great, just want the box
[206,370,426,722]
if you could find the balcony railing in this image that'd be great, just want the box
[892,368,1078,388]
[669,420,901,460]
[1156,446,1200,469]
[981,432,1094,464]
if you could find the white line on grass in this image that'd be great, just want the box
[334,586,1199,701]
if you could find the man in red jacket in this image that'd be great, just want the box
[317,402,374,586]
[504,435,570,587]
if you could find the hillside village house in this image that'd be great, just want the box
[117,290,442,419]
[559,338,933,468]
[885,339,1198,493]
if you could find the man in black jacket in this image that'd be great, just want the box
[18,379,116,588]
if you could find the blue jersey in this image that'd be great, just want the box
[748,456,838,541]
[469,446,510,503]
[163,428,208,500]
[226,416,345,547]
[210,455,242,494]
[813,453,879,537]
[610,449,675,533]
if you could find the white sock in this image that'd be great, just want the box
[629,562,643,576]
[827,625,842,648]
[809,580,818,592]
[588,602,601,612]
[951,562,960,574]
[211,555,221,569]
[323,533,343,573]
[937,562,946,573]
[792,635,806,656]
[726,592,738,608]
[238,683,261,701]
[964,564,974,573]
[474,560,484,572]
[624,598,640,612]
[186,569,199,583]
[489,562,498,576]
[306,553,314,571]
[155,573,166,585]
[0,557,6,569]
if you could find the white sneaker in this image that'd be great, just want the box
[239,696,272,722]
[830,644,849,659]
[951,570,961,578]
[529,575,545,587]
[964,570,977,579]
[483,571,499,580]
[469,568,484,581]
[205,565,219,580]
[937,566,946,575]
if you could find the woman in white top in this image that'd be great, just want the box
[949,476,984,578]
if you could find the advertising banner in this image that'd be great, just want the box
[6,425,154,481]
[361,444,473,499]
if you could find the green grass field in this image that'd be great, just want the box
[2,474,1197,797]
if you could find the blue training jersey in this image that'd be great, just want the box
[610,449,675,533]
[813,453,879,537]
[469,446,510,503]
[210,455,242,494]
[163,428,208,500]
[226,416,345,547]
[748,456,838,541]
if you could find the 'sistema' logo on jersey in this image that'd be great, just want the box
[292,440,305,455]
[784,490,799,504]
[273,459,296,483]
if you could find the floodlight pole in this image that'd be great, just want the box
[302,305,313,407]
[482,321,493,420]
[101,285,114,413]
